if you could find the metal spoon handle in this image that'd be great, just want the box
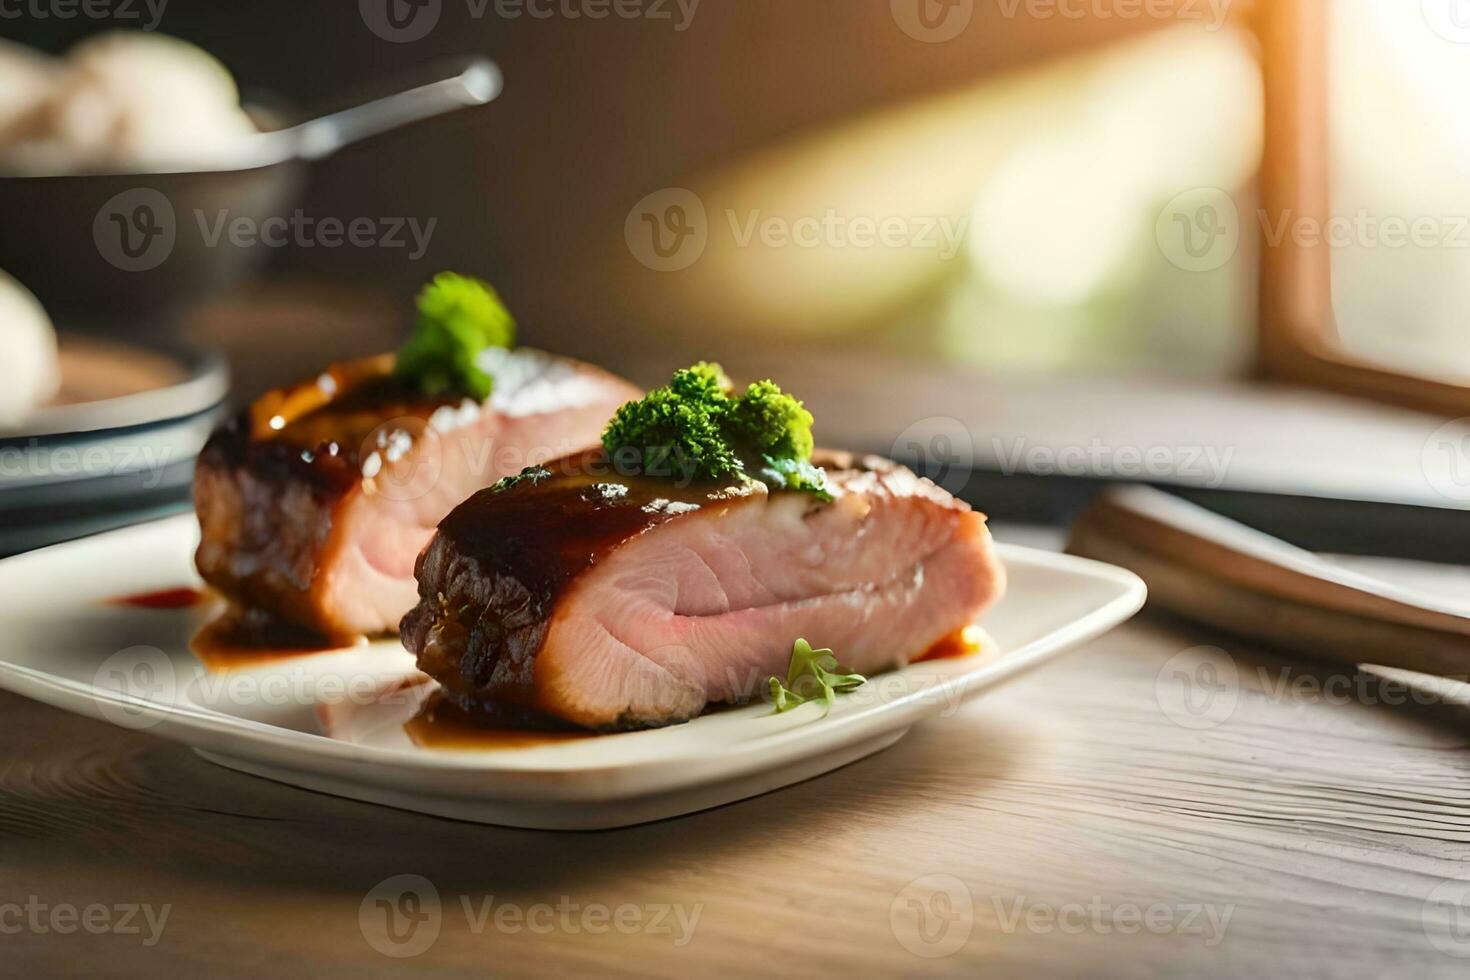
[248,57,501,166]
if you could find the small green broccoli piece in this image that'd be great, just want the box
[668,361,734,407]
[602,362,830,499]
[394,272,516,401]
[757,455,832,502]
[486,465,553,495]
[601,363,741,481]
[726,379,815,460]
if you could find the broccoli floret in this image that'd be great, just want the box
[668,361,734,407]
[726,380,815,460]
[601,363,741,481]
[602,363,830,499]
[394,272,516,401]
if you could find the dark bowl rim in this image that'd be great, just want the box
[0,342,230,441]
[0,158,297,182]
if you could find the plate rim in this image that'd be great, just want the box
[0,515,1146,795]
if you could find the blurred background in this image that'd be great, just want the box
[1,0,1271,381]
[4,0,1470,554]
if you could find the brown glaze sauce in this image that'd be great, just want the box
[439,448,759,578]
[111,587,208,610]
[405,691,597,750]
[412,449,763,708]
[108,587,341,672]
[249,354,406,442]
[190,610,343,673]
[914,624,988,663]
[204,354,463,499]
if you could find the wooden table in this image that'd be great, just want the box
[4,526,1470,977]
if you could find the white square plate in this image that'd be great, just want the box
[0,515,1144,829]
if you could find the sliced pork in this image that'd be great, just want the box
[194,349,641,641]
[400,450,1006,729]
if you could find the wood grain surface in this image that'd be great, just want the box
[4,533,1470,977]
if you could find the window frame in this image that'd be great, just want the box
[1256,0,1470,417]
